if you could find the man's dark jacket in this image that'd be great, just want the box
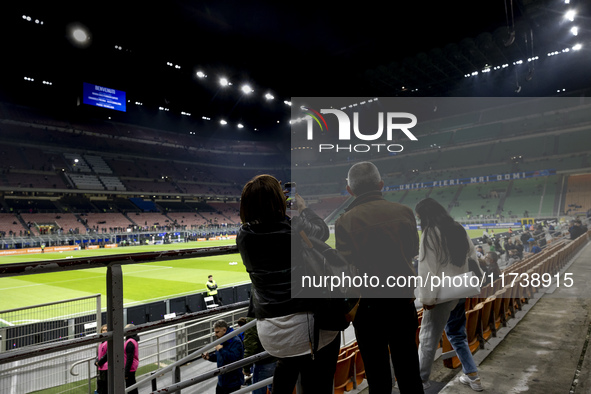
[335,191,419,298]
[206,327,245,389]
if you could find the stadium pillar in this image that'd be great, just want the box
[107,263,125,393]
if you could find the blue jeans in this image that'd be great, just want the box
[253,362,276,394]
[445,299,478,375]
[418,299,478,382]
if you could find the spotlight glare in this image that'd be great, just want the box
[220,119,227,125]
[265,93,274,100]
[72,28,88,43]
[196,71,206,78]
[241,85,253,94]
[571,27,579,36]
[572,43,582,51]
[565,10,576,21]
[219,78,229,87]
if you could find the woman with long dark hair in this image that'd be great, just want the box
[415,198,484,392]
[236,174,340,394]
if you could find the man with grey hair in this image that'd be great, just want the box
[346,161,382,196]
[336,161,423,393]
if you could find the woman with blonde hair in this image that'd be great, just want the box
[95,324,108,394]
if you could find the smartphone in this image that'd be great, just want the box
[285,182,296,207]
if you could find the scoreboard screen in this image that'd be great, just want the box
[82,82,126,112]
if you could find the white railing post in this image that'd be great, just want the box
[96,294,102,334]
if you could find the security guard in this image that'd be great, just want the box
[206,275,221,305]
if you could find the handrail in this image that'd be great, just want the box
[0,332,112,365]
[231,377,273,394]
[146,351,272,394]
[0,293,101,314]
[0,302,247,365]
[125,317,257,392]
[2,344,96,374]
[66,305,251,391]
[70,357,95,377]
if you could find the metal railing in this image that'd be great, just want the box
[0,244,241,393]
[67,305,250,393]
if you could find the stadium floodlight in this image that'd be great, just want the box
[565,10,576,21]
[265,93,274,100]
[72,28,88,43]
[219,78,229,87]
[67,23,91,48]
[241,85,253,94]
[237,123,244,129]
[284,100,292,106]
[571,27,579,36]
[196,71,206,78]
[220,119,227,125]
[573,43,582,51]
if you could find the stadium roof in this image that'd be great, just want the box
[1,1,590,137]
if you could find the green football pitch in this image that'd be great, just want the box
[0,230,485,313]
[0,239,249,313]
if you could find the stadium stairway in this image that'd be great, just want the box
[134,324,364,393]
[437,240,591,394]
[495,180,513,216]
[405,239,591,394]
[343,238,591,394]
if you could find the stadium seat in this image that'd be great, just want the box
[478,297,495,343]
[491,291,505,330]
[479,283,493,299]
[346,349,366,391]
[333,352,356,394]
[203,296,218,309]
[442,332,461,369]
[442,303,482,369]
[466,303,483,354]
[345,344,358,358]
[500,287,514,322]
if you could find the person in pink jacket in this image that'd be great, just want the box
[95,324,108,394]
[124,324,140,394]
